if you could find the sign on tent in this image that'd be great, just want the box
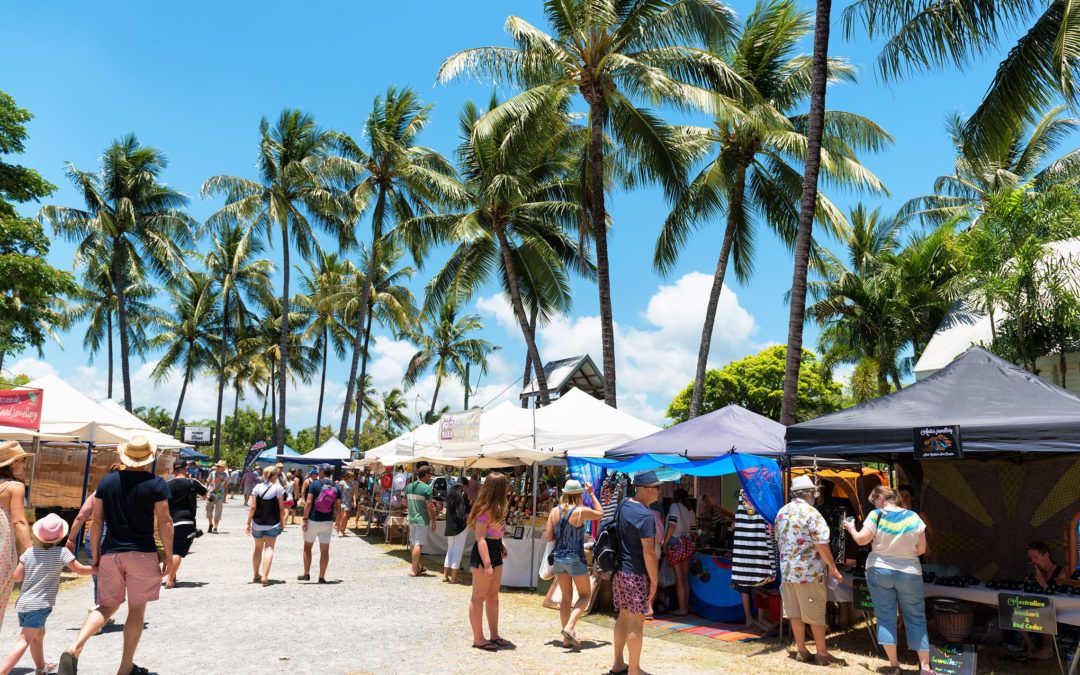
[0,389,43,431]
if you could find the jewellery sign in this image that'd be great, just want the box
[913,425,963,460]
[0,388,43,431]
[997,593,1057,635]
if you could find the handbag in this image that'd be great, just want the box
[538,540,556,581]
[664,535,696,565]
[659,557,677,587]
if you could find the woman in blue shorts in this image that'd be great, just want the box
[246,467,286,586]
[543,479,604,649]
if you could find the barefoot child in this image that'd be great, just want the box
[1,514,92,674]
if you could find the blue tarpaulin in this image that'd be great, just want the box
[179,447,209,461]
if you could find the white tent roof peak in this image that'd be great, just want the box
[304,436,351,460]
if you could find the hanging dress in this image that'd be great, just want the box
[731,494,776,589]
[0,481,20,630]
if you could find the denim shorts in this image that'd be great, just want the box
[552,556,588,577]
[18,607,52,629]
[253,525,282,539]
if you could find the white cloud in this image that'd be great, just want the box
[6,357,58,380]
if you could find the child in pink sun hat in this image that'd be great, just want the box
[1,514,92,674]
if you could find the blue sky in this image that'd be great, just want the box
[1,2,1053,429]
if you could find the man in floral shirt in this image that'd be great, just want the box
[774,475,842,666]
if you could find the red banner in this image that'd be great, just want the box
[0,389,43,431]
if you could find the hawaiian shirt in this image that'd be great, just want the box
[773,497,830,584]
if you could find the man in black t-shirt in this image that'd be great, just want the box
[165,459,207,588]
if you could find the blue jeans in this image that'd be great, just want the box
[866,567,929,651]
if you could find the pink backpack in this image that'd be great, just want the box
[313,481,338,513]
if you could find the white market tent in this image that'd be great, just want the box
[291,436,352,465]
[0,424,75,442]
[535,387,661,458]
[98,399,193,449]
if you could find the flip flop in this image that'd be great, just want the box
[490,638,512,648]
[606,667,629,675]
[471,641,498,652]
[560,628,581,649]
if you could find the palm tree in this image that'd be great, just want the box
[421,95,590,407]
[844,0,1080,157]
[439,0,744,407]
[40,134,194,410]
[404,300,494,417]
[203,223,273,459]
[900,106,1080,225]
[65,240,161,399]
[655,0,891,419]
[378,387,410,432]
[149,269,218,433]
[778,0,832,425]
[331,87,457,440]
[203,109,344,452]
[297,251,350,448]
[351,374,379,433]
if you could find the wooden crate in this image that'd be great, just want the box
[30,443,178,509]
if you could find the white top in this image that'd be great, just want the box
[666,503,696,539]
[864,506,926,575]
[251,482,285,531]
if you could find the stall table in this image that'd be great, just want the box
[923,583,1080,627]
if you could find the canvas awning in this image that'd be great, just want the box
[0,424,76,442]
[605,404,785,460]
[536,388,660,458]
[787,347,1080,456]
[290,437,351,466]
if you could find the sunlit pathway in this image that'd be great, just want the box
[0,500,733,674]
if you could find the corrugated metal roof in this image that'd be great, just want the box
[520,354,605,398]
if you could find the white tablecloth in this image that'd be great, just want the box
[923,584,1080,627]
[417,521,543,588]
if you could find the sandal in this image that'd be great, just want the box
[471,641,498,652]
[34,664,57,674]
[490,637,512,648]
[794,651,814,663]
[606,668,629,675]
[560,628,581,650]
[261,578,270,587]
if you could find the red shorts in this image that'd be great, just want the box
[97,552,162,607]
[613,571,650,615]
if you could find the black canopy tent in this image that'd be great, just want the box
[786,347,1080,457]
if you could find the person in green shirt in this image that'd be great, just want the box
[406,465,436,577]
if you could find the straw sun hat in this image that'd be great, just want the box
[32,513,69,544]
[0,440,31,469]
[117,435,157,468]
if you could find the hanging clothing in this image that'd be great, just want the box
[731,499,776,588]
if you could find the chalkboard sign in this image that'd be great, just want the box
[997,593,1057,635]
[852,578,875,611]
[913,425,963,460]
[929,642,977,675]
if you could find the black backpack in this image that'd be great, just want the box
[593,499,625,579]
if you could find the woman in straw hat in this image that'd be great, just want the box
[0,440,33,632]
[543,478,603,649]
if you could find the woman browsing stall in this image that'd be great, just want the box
[543,479,604,649]
[661,488,696,617]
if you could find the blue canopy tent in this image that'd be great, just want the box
[255,445,300,465]
[179,447,209,461]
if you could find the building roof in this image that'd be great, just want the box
[914,236,1080,378]
[519,354,605,399]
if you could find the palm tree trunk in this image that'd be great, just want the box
[588,99,617,408]
[314,325,328,448]
[270,361,277,443]
[0,351,4,376]
[213,294,230,461]
[339,188,385,439]
[231,383,240,454]
[113,239,134,411]
[353,309,375,442]
[780,0,832,426]
[429,376,442,416]
[689,164,745,419]
[260,377,270,425]
[107,312,114,399]
[495,229,550,406]
[1060,349,1068,387]
[277,223,290,452]
[171,365,191,435]
[521,307,538,409]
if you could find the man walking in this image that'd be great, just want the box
[298,465,340,583]
[59,435,173,675]
[609,471,661,675]
[405,465,436,577]
[205,460,228,533]
[164,459,206,589]
[774,475,842,666]
[241,466,259,506]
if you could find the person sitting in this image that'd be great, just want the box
[1021,541,1068,661]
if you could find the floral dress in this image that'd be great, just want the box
[0,482,19,630]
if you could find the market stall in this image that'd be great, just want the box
[292,436,351,466]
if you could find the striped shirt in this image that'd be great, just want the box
[15,546,75,611]
[865,507,925,575]
[732,503,776,586]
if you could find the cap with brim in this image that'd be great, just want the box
[117,435,157,468]
[0,441,31,469]
[632,470,661,487]
[455,477,468,486]
[790,475,817,492]
[32,513,69,544]
[562,479,584,494]
[172,459,187,470]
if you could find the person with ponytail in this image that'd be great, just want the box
[466,472,510,652]
[661,488,697,616]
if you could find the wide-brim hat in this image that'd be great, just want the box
[790,475,817,492]
[117,435,157,468]
[32,513,69,544]
[215,460,227,468]
[562,479,584,494]
[0,440,31,468]
[632,470,661,487]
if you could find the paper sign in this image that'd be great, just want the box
[438,408,482,453]
[929,642,977,675]
[0,389,43,430]
[913,425,963,460]
[852,578,875,611]
[997,593,1057,635]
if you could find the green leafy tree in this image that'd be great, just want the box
[668,345,842,423]
[220,406,295,467]
[655,0,891,419]
[41,134,195,410]
[0,91,72,371]
[132,405,174,435]
[440,0,742,407]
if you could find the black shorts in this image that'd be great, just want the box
[174,523,197,557]
[469,538,504,569]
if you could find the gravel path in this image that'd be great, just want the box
[0,500,735,674]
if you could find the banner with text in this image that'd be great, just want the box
[0,389,43,431]
[438,408,482,455]
[913,425,963,460]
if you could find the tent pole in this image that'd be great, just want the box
[530,461,539,589]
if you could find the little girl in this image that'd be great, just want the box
[2,514,92,674]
